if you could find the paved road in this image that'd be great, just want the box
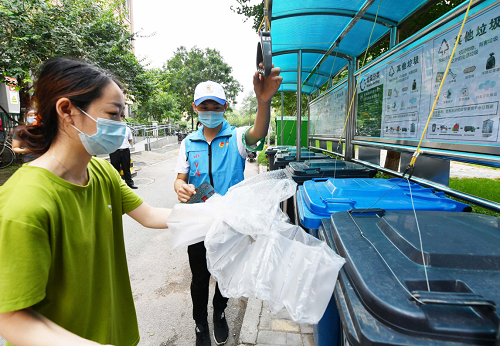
[0,143,258,346]
[122,144,258,346]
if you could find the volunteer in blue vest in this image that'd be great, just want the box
[174,66,282,346]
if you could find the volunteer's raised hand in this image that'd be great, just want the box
[253,63,282,104]
[177,183,196,203]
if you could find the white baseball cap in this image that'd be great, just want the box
[194,81,226,106]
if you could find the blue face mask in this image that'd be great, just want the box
[198,111,224,128]
[26,117,35,124]
[71,107,127,156]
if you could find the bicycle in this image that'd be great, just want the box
[0,136,15,169]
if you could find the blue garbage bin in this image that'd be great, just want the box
[297,177,471,237]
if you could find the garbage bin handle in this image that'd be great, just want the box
[349,208,386,217]
[412,291,497,312]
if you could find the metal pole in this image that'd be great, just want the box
[296,50,302,161]
[345,57,357,161]
[390,26,398,49]
[280,91,284,145]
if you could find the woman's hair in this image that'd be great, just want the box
[18,57,122,155]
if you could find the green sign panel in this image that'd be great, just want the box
[357,84,383,137]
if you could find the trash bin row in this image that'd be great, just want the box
[263,145,500,346]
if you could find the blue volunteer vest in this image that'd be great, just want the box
[185,120,245,196]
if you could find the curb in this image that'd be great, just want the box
[238,165,265,345]
[239,298,263,344]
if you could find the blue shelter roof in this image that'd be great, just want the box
[271,0,435,94]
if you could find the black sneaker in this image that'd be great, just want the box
[213,311,229,345]
[195,323,211,346]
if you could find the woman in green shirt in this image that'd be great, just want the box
[0,58,171,346]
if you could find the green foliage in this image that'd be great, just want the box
[449,178,500,217]
[231,0,265,32]
[134,92,179,123]
[0,0,151,108]
[241,91,258,118]
[226,109,253,127]
[257,149,268,166]
[165,46,243,128]
[271,91,308,119]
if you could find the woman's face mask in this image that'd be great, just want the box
[26,117,36,125]
[71,107,127,156]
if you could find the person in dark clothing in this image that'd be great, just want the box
[109,119,137,189]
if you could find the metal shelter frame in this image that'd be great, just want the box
[271,0,500,213]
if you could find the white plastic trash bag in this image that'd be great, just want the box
[206,219,345,323]
[166,169,345,323]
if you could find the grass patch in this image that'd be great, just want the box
[257,150,268,166]
[0,162,22,186]
[374,171,395,179]
[449,177,500,217]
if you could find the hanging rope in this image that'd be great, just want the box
[403,0,474,178]
[257,0,271,33]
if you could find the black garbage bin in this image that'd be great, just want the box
[273,151,330,171]
[284,159,377,224]
[266,147,310,171]
[286,159,377,184]
[326,209,500,346]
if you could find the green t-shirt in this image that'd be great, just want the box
[0,158,143,346]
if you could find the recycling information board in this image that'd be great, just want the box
[355,1,500,148]
[309,83,347,137]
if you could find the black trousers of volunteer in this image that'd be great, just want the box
[188,241,228,324]
[110,148,134,186]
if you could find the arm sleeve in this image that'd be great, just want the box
[99,157,143,214]
[240,126,265,153]
[127,127,133,141]
[175,139,190,174]
[0,218,51,313]
[120,177,144,214]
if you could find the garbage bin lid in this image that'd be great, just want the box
[330,210,500,343]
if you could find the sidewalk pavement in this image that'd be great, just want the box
[239,298,314,346]
[238,163,315,346]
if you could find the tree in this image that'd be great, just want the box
[165,46,243,130]
[231,0,265,32]
[134,91,179,123]
[271,91,308,118]
[225,109,250,128]
[240,91,258,125]
[0,0,152,115]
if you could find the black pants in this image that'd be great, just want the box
[110,148,134,186]
[188,241,228,324]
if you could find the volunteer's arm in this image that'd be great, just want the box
[174,173,196,203]
[127,202,171,229]
[0,308,111,346]
[246,64,283,146]
[11,138,30,154]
